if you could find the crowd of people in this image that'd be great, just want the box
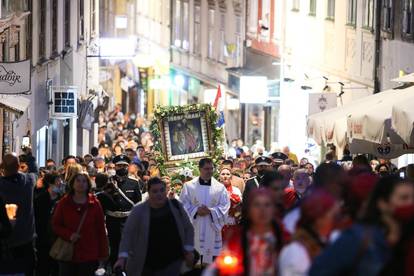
[0,106,414,276]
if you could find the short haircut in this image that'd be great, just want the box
[68,172,92,195]
[147,177,166,191]
[46,159,56,164]
[293,169,308,179]
[260,171,284,188]
[90,147,99,156]
[64,155,77,164]
[199,158,214,169]
[221,159,234,168]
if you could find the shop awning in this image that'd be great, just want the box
[0,95,30,115]
[391,73,414,83]
[307,85,414,158]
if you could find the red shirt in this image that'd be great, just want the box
[52,194,109,263]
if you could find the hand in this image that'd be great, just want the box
[184,251,195,267]
[70,233,81,243]
[114,257,127,271]
[197,206,211,216]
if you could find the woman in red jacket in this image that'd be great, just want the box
[52,172,108,276]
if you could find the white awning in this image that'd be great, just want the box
[391,73,414,83]
[0,95,30,115]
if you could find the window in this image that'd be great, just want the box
[219,13,226,63]
[292,0,300,11]
[64,0,70,47]
[174,0,181,47]
[403,0,413,36]
[52,0,58,54]
[14,33,20,61]
[347,0,357,26]
[90,0,97,37]
[363,0,374,29]
[78,0,85,42]
[327,0,335,20]
[208,8,215,59]
[182,1,189,51]
[38,0,46,61]
[382,0,392,32]
[309,0,316,15]
[194,4,201,55]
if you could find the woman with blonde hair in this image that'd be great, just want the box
[64,164,83,184]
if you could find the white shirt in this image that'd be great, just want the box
[283,207,301,234]
[279,241,310,276]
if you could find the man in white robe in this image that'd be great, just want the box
[180,158,230,265]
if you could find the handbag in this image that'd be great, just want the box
[50,206,89,262]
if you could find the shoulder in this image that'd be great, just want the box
[131,201,149,215]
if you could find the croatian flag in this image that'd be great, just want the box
[213,85,225,128]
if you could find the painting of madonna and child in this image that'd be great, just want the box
[164,114,211,162]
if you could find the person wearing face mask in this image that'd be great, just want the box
[309,175,414,276]
[104,155,142,267]
[242,156,273,202]
[34,172,64,276]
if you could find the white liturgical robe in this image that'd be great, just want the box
[180,177,230,264]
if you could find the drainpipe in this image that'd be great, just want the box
[374,0,382,93]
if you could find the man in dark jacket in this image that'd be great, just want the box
[0,153,35,276]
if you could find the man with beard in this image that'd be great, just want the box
[98,154,142,267]
[242,156,273,201]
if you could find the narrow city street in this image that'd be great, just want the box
[0,0,414,276]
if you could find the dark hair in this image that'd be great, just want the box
[376,163,390,173]
[362,175,412,225]
[260,171,284,188]
[325,151,335,162]
[313,163,343,188]
[222,159,234,168]
[68,172,92,195]
[199,158,214,169]
[147,177,166,191]
[43,172,61,190]
[353,155,370,169]
[46,159,56,164]
[64,155,77,164]
[91,147,99,157]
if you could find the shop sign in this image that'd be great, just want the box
[308,93,337,115]
[0,60,31,95]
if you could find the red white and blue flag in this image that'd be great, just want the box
[213,85,225,128]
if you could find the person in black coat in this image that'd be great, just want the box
[34,172,63,276]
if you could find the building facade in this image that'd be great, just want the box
[380,0,414,90]
[29,0,99,165]
[280,0,374,155]
[171,0,245,142]
[0,0,31,158]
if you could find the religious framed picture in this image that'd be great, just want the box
[150,104,224,173]
[160,111,211,163]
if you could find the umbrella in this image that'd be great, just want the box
[392,100,414,145]
[307,88,397,147]
[347,86,414,144]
